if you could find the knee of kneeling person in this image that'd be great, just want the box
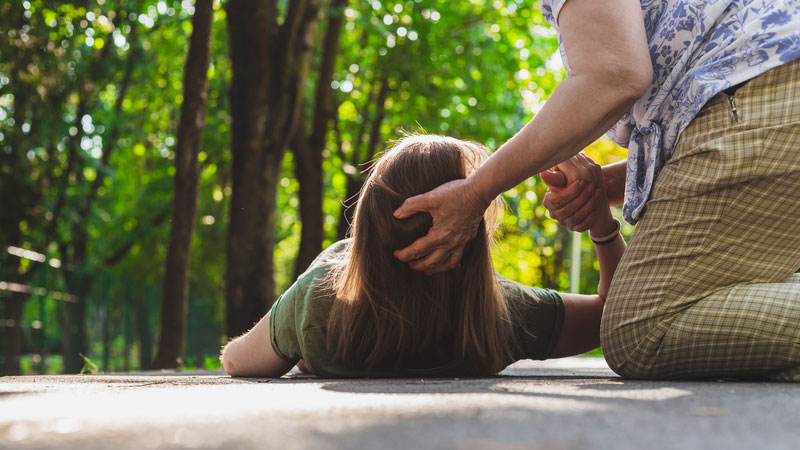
[603,352,658,379]
[599,294,666,378]
[601,332,664,379]
[600,323,656,379]
[599,342,631,378]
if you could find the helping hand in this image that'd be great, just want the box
[541,153,614,235]
[393,178,489,274]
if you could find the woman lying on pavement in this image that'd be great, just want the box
[220,135,623,377]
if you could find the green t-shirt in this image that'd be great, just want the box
[270,239,564,377]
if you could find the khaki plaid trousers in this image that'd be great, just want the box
[601,58,800,381]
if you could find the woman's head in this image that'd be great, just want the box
[351,134,501,252]
[328,135,511,375]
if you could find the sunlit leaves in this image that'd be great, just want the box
[4,0,633,371]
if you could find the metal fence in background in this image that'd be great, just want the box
[0,246,223,375]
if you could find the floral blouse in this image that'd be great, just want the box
[540,0,800,223]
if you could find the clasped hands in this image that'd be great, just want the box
[541,153,617,237]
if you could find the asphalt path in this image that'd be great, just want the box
[1,357,798,450]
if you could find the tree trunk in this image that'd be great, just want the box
[225,0,277,338]
[292,0,348,279]
[225,0,321,338]
[58,215,94,373]
[48,11,137,374]
[293,129,324,277]
[152,0,214,370]
[0,64,40,376]
[61,266,92,374]
[136,290,153,370]
[1,293,27,376]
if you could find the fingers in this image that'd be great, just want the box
[568,209,598,232]
[393,194,426,219]
[421,246,465,274]
[555,156,579,181]
[540,152,607,232]
[442,247,465,272]
[563,190,602,231]
[557,152,603,186]
[539,169,567,188]
[574,153,603,184]
[547,185,597,223]
[542,180,586,211]
[395,234,467,274]
[394,234,437,263]
[409,246,455,273]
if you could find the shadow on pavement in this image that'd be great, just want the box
[319,376,695,397]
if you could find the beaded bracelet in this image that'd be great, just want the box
[589,219,620,245]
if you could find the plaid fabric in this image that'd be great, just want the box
[600,58,800,381]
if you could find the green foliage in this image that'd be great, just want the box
[2,0,230,373]
[178,355,222,371]
[79,352,100,375]
[3,0,627,373]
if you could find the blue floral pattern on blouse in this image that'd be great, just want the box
[540,0,800,223]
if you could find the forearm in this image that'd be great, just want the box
[602,160,627,207]
[221,312,296,377]
[468,73,641,205]
[550,292,603,357]
[594,231,626,300]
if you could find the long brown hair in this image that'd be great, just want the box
[326,135,511,375]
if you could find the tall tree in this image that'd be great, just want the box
[0,1,141,373]
[152,0,214,369]
[0,1,51,375]
[225,0,321,338]
[291,0,349,278]
[57,11,143,373]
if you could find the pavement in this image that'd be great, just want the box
[0,357,798,450]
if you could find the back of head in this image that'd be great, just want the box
[355,135,489,253]
[327,135,510,375]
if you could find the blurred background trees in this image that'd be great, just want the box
[0,0,626,375]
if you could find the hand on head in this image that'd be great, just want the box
[392,177,489,274]
[540,153,614,234]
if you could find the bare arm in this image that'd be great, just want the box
[467,0,650,205]
[220,312,296,377]
[394,0,651,273]
[549,227,626,357]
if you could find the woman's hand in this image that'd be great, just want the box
[542,153,615,236]
[393,177,490,274]
[540,171,597,232]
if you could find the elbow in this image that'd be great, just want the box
[221,341,241,376]
[581,58,653,109]
[222,358,239,377]
[625,66,653,102]
[571,63,653,120]
[598,280,611,303]
[614,61,653,106]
